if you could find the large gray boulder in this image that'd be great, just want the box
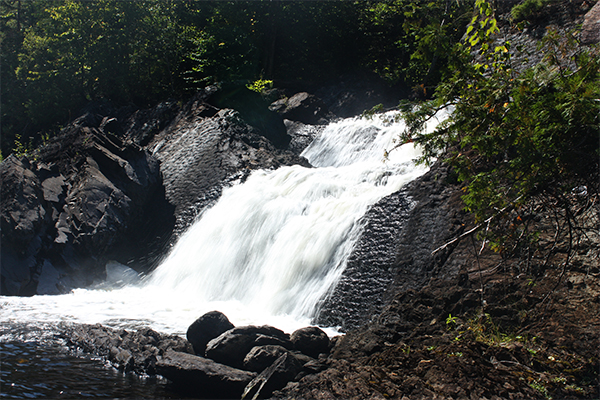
[205,325,292,369]
[156,349,256,399]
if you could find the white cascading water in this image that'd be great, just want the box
[0,111,445,337]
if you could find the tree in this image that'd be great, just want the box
[1,0,198,155]
[401,0,599,258]
[357,0,472,92]
[1,0,475,157]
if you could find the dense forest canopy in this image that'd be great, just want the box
[1,0,472,157]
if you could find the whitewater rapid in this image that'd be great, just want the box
[0,111,443,337]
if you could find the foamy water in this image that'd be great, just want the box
[0,110,446,337]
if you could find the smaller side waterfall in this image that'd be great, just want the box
[0,111,445,335]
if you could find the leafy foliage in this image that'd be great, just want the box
[401,0,600,254]
[511,0,553,22]
[1,0,197,153]
[1,0,473,157]
[357,0,472,90]
[246,79,273,93]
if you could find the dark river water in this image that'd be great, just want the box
[1,334,183,399]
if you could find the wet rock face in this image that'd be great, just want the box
[0,92,309,296]
[1,123,172,296]
[316,163,465,331]
[148,107,310,232]
[284,119,324,156]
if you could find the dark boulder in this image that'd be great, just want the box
[242,352,303,400]
[186,311,235,356]
[156,349,256,399]
[283,119,324,156]
[0,156,48,295]
[269,92,331,125]
[208,82,291,149]
[245,347,325,381]
[205,325,291,369]
[315,72,407,118]
[243,345,290,373]
[290,326,330,358]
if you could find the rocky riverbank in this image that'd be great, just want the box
[275,4,600,398]
[61,312,333,399]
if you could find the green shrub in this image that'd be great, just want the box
[401,1,600,254]
[511,0,552,22]
[245,79,274,93]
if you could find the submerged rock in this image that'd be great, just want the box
[64,324,193,375]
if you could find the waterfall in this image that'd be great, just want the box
[0,111,443,336]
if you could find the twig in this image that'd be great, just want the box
[432,197,522,255]
[471,234,485,307]
[541,204,575,308]
[495,360,536,373]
